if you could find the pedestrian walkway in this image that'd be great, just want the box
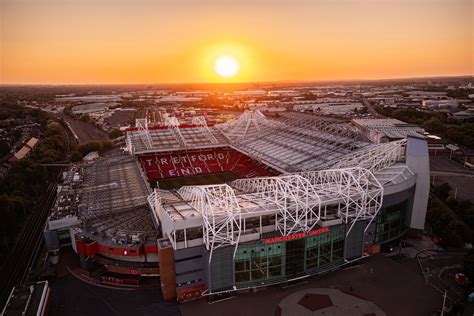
[276,288,385,316]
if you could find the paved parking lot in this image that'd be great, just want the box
[49,274,179,316]
[430,155,474,201]
[48,247,448,315]
[180,255,442,316]
[430,155,471,173]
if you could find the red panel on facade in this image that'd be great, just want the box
[158,242,177,301]
[97,244,142,257]
[76,239,85,255]
[85,241,99,257]
[144,244,159,254]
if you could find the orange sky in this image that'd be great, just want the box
[1,0,472,84]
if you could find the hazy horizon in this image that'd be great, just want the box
[1,75,472,88]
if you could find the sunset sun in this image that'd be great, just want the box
[214,56,240,78]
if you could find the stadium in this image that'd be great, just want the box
[44,110,429,302]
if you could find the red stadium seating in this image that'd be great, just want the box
[138,147,278,180]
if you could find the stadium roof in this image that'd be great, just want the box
[216,111,372,172]
[126,117,227,154]
[352,118,425,140]
[127,111,373,173]
[49,155,159,242]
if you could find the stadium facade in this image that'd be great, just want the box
[44,111,429,301]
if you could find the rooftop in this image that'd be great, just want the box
[25,137,39,148]
[127,111,373,173]
[13,146,31,160]
[49,154,159,242]
[352,118,425,141]
[2,282,49,316]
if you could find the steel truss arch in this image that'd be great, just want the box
[231,175,321,236]
[216,110,267,140]
[296,167,384,236]
[321,139,406,173]
[192,116,218,144]
[178,184,242,263]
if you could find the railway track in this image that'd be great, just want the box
[0,173,62,308]
[0,115,73,309]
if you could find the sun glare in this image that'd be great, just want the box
[214,56,240,78]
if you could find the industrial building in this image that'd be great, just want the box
[44,110,430,302]
[10,137,39,162]
[351,118,425,143]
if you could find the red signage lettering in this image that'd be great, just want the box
[263,227,329,244]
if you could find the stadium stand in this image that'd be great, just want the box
[127,111,373,173]
[216,111,372,172]
[138,147,278,180]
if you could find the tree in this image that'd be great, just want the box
[434,183,452,201]
[0,102,70,261]
[63,105,73,116]
[101,141,114,151]
[0,195,19,239]
[109,129,122,139]
[422,117,446,135]
[77,140,114,156]
[81,114,91,123]
[0,140,10,158]
[426,195,472,248]
[77,141,103,156]
[13,129,22,139]
[70,151,83,162]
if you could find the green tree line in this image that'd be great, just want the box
[374,106,474,149]
[0,106,68,265]
[427,183,474,248]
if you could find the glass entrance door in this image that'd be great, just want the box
[285,238,305,278]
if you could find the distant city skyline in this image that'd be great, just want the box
[1,0,472,84]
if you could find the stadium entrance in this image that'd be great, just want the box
[285,239,306,278]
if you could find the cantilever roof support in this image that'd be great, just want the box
[192,116,218,144]
[165,116,187,147]
[136,118,153,150]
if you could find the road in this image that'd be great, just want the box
[417,250,466,304]
[431,170,474,177]
[361,96,384,118]
[430,155,474,201]
[64,117,109,144]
